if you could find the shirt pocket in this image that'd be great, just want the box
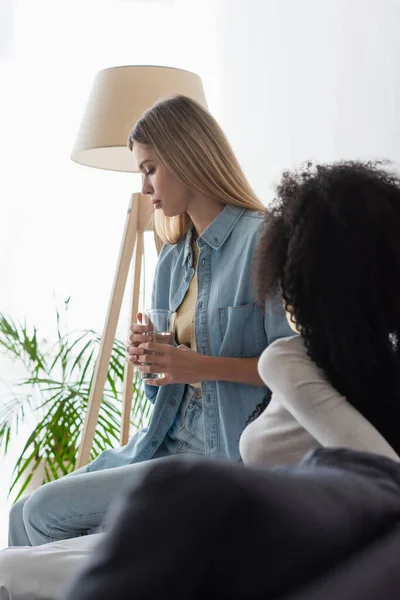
[218,303,266,358]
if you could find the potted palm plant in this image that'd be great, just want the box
[0,298,150,501]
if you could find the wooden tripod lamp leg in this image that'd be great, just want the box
[76,194,140,469]
[120,230,143,446]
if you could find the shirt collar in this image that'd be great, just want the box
[182,205,246,265]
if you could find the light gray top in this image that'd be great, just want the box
[240,335,399,466]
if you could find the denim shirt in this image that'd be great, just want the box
[86,205,292,472]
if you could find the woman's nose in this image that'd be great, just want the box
[141,177,153,196]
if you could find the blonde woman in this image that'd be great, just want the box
[8,96,292,547]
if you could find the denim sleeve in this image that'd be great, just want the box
[264,294,294,345]
[144,383,158,404]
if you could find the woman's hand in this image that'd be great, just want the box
[135,343,207,386]
[126,313,150,364]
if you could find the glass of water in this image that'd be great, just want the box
[140,309,176,381]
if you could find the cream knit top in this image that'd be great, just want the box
[240,335,399,466]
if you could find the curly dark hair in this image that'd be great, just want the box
[253,160,400,454]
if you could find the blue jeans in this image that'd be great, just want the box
[8,386,205,547]
[157,385,205,456]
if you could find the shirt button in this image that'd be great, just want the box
[198,302,202,310]
[169,399,176,407]
[194,389,202,399]
[206,394,211,403]
[213,238,219,246]
[201,258,205,267]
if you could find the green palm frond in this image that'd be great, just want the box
[0,315,47,375]
[0,300,150,502]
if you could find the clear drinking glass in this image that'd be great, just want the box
[140,309,176,381]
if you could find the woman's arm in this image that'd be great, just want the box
[258,336,399,460]
[200,356,263,386]
[136,343,264,386]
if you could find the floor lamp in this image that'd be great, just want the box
[71,65,207,468]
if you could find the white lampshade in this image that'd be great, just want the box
[71,65,207,173]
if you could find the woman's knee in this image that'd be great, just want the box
[8,496,30,546]
[23,480,62,531]
[9,496,28,526]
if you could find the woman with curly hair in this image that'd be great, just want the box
[240,161,400,466]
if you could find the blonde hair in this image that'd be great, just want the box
[128,95,265,244]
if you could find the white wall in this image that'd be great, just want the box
[0,0,14,59]
[213,0,400,205]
